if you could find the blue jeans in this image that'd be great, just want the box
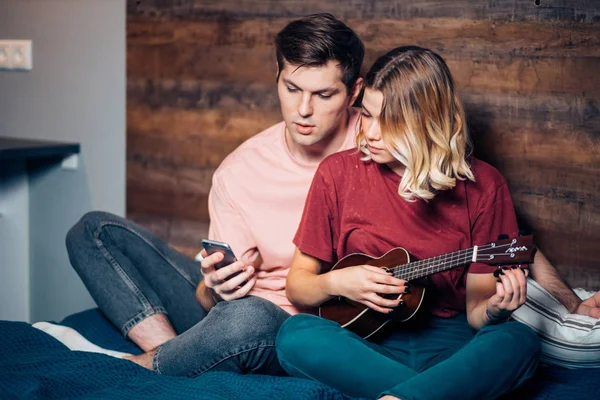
[277,314,541,400]
[66,211,290,377]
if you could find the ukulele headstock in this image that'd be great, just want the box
[476,235,536,266]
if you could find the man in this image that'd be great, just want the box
[56,13,364,377]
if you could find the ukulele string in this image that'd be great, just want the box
[388,242,517,280]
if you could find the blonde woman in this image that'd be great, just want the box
[276,46,540,400]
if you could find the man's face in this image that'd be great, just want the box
[277,60,353,147]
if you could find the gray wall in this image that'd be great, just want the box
[0,0,125,322]
[0,160,30,321]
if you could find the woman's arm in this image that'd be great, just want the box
[286,248,407,312]
[285,249,335,308]
[466,267,528,330]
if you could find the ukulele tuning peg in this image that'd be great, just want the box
[497,234,509,240]
[518,264,530,275]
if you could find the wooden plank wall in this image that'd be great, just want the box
[126,0,600,289]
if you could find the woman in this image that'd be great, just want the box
[275,46,540,400]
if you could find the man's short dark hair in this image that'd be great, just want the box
[275,13,364,92]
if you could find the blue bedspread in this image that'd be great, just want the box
[0,309,598,399]
[0,312,349,399]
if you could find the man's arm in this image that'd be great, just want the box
[196,279,217,311]
[530,250,600,317]
[196,170,259,310]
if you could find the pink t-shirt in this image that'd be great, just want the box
[208,109,359,314]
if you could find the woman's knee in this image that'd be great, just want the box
[276,314,337,366]
[510,321,541,358]
[277,314,320,345]
[486,321,541,360]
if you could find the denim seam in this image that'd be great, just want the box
[152,342,164,374]
[121,306,168,337]
[95,220,197,287]
[186,343,275,378]
[93,226,153,311]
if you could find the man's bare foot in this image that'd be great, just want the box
[123,349,157,370]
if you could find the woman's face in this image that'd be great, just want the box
[361,89,403,172]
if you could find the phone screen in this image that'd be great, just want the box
[201,239,238,270]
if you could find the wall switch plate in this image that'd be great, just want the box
[0,40,33,71]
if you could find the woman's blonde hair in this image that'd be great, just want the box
[356,46,474,201]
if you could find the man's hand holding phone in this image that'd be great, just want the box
[199,241,257,302]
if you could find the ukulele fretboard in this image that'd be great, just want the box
[392,248,475,281]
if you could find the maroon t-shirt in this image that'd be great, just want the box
[293,149,518,318]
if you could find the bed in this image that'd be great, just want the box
[1,308,598,399]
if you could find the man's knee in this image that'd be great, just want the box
[65,211,120,265]
[66,211,110,244]
[210,296,290,343]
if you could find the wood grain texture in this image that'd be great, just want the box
[127,158,213,221]
[127,212,208,259]
[128,17,600,57]
[129,49,600,95]
[127,16,600,93]
[126,1,600,289]
[128,0,600,21]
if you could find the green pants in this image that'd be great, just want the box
[276,313,540,400]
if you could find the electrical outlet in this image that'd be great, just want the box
[0,40,32,71]
[0,43,10,68]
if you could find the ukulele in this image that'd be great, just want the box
[318,235,537,339]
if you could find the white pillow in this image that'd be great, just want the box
[511,278,600,369]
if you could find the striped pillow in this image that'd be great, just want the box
[511,278,600,369]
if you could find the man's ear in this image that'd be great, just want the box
[349,77,364,106]
[275,60,281,82]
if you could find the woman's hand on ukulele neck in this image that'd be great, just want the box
[485,266,528,324]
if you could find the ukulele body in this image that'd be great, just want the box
[318,247,426,339]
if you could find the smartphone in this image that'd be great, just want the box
[201,239,239,270]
